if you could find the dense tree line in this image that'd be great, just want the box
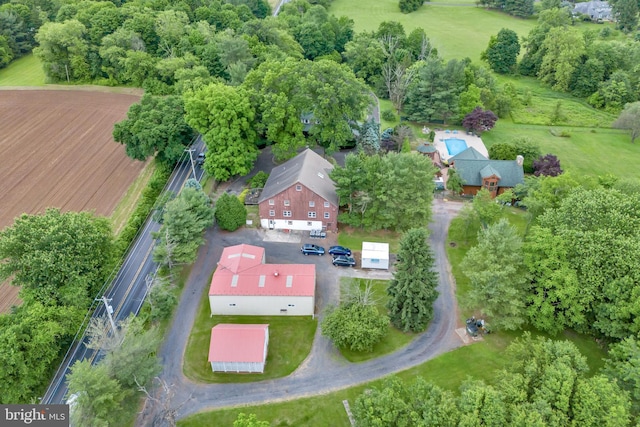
[353,335,633,426]
[0,209,116,403]
[496,8,640,112]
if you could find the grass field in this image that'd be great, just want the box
[337,226,401,253]
[183,286,317,383]
[0,54,45,86]
[330,0,538,62]
[338,278,415,362]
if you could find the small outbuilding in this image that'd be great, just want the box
[361,242,389,270]
[208,324,269,373]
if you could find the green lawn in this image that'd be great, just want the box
[183,286,317,383]
[482,119,637,179]
[338,278,415,362]
[179,328,605,427]
[338,227,401,254]
[0,54,45,86]
[330,0,537,62]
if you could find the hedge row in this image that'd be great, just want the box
[115,161,173,256]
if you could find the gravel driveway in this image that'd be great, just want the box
[144,199,465,424]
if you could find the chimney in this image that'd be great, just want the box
[516,155,524,166]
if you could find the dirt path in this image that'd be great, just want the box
[147,198,466,424]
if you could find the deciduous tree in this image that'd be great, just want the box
[214,193,247,231]
[613,101,640,143]
[533,154,563,176]
[462,107,498,135]
[184,82,258,181]
[113,94,194,165]
[387,228,439,332]
[321,303,388,352]
[0,208,114,308]
[481,28,520,74]
[34,19,90,82]
[461,219,527,330]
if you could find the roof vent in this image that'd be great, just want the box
[274,270,279,277]
[317,172,324,179]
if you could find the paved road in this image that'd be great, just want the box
[150,198,465,423]
[42,138,206,405]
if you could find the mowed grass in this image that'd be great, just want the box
[110,160,155,236]
[0,54,45,86]
[183,286,317,383]
[481,119,638,179]
[338,227,401,253]
[330,0,537,61]
[179,328,605,427]
[338,278,416,362]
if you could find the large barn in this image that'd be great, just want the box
[258,149,339,232]
[208,324,269,373]
[208,244,316,317]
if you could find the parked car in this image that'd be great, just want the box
[328,245,352,256]
[332,255,356,267]
[301,244,325,256]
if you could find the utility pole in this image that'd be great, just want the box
[185,148,197,180]
[97,296,119,342]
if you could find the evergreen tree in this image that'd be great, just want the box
[387,228,439,332]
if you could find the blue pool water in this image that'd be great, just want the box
[444,138,468,156]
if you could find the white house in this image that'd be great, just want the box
[361,242,390,270]
[209,244,316,317]
[208,324,269,373]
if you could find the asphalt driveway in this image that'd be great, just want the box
[144,199,465,425]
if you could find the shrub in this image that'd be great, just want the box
[381,109,396,121]
[214,193,247,231]
[248,171,269,188]
[238,188,250,204]
[399,0,423,13]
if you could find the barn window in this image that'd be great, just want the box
[284,200,290,206]
[324,212,330,219]
[280,309,288,313]
[309,201,315,207]
[269,210,275,216]
[288,304,295,307]
[229,303,236,306]
[283,211,292,217]
[324,201,330,207]
[287,220,293,226]
[269,199,274,205]
[295,185,302,191]
[308,212,316,218]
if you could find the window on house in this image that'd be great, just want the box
[324,212,330,219]
[308,212,316,218]
[269,210,275,216]
[295,185,302,191]
[309,201,315,207]
[284,200,290,206]
[283,211,292,217]
[269,199,274,205]
[324,201,330,208]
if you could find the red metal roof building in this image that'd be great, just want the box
[208,324,269,373]
[208,244,316,316]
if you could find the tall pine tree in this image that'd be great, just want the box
[387,228,439,332]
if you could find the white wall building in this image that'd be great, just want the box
[208,324,269,373]
[361,242,390,270]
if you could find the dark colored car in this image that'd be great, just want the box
[332,255,356,267]
[301,244,325,256]
[328,245,352,256]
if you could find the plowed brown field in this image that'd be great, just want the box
[0,90,144,312]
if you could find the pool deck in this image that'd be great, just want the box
[434,130,489,162]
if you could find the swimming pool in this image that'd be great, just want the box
[444,138,468,156]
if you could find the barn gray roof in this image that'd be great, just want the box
[259,149,338,205]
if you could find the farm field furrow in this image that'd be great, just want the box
[0,90,143,230]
